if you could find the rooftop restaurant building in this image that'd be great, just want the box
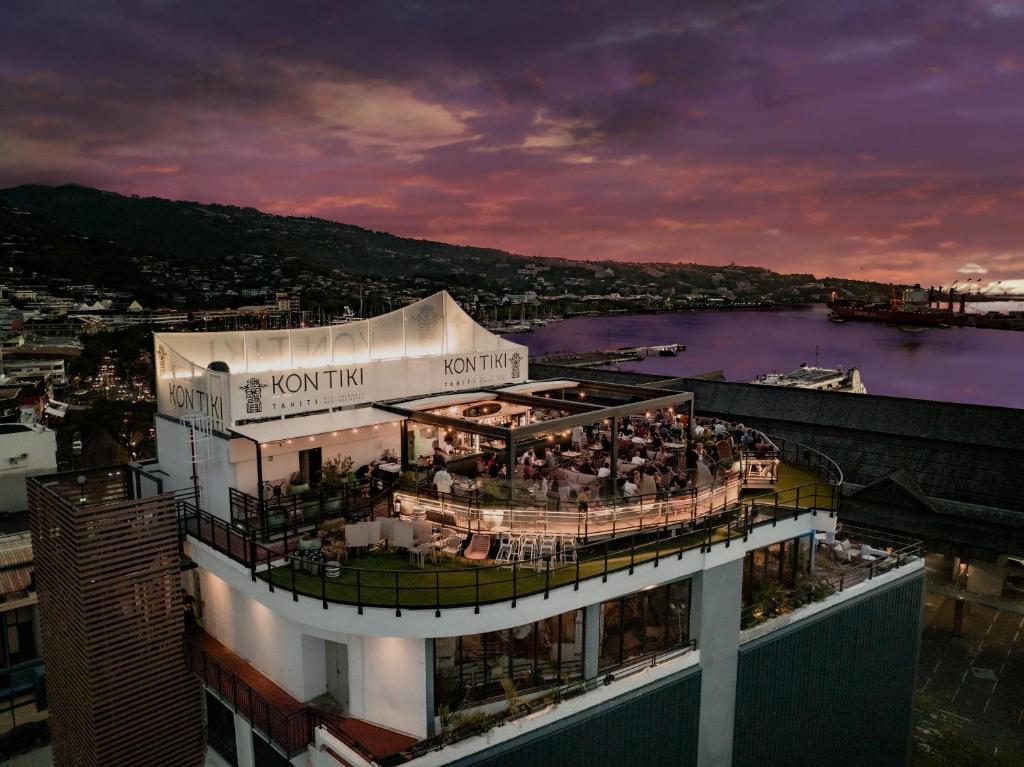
[33,293,925,767]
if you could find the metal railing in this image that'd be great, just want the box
[740,523,922,628]
[396,472,744,544]
[229,479,392,538]
[187,640,311,757]
[179,478,835,615]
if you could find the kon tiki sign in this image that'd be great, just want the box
[224,352,527,422]
[230,365,369,416]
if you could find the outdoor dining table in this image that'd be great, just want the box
[662,442,687,450]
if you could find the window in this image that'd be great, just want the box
[598,579,691,672]
[1,607,37,668]
[433,608,584,712]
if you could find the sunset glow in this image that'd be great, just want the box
[2,1,1023,285]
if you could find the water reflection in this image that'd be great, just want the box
[507,306,1024,408]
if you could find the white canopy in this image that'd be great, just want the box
[153,291,528,431]
[230,407,399,445]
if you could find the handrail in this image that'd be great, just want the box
[740,527,922,628]
[397,473,745,543]
[178,479,833,613]
[229,480,392,539]
[178,430,843,614]
[187,638,311,757]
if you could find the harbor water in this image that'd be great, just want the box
[505,305,1024,409]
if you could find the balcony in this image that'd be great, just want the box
[740,523,923,631]
[187,629,416,761]
[181,475,835,616]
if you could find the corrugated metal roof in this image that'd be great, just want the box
[0,532,33,598]
[0,532,32,568]
[0,564,32,597]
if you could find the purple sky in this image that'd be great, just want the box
[2,1,1023,288]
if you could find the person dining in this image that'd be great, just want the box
[622,471,639,498]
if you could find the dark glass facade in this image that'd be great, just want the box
[1,606,36,668]
[598,579,691,671]
[741,534,812,603]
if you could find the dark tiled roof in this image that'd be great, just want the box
[530,366,1024,519]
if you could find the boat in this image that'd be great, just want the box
[752,363,867,394]
[827,287,952,328]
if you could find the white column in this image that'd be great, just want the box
[233,712,256,767]
[694,558,743,767]
[583,603,600,680]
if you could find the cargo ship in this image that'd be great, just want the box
[827,288,952,327]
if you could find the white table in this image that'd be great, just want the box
[561,451,581,459]
[378,462,402,474]
[662,442,687,450]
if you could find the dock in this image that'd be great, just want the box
[536,343,685,368]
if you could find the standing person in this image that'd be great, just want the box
[433,466,453,496]
[571,424,584,452]
[639,466,658,497]
[578,485,591,515]
[685,443,699,484]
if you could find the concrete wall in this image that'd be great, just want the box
[231,427,401,496]
[190,564,430,739]
[360,636,429,738]
[192,567,325,703]
[694,559,743,767]
[0,426,56,513]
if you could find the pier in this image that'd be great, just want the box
[537,343,686,367]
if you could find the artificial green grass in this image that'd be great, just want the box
[258,527,738,608]
[254,459,834,608]
[740,461,835,509]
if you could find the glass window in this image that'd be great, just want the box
[433,608,583,713]
[599,578,691,672]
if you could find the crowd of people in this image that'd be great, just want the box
[427,409,772,509]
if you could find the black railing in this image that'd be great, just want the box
[229,480,389,539]
[187,640,310,757]
[740,523,922,628]
[180,478,833,615]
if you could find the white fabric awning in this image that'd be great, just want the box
[230,407,401,444]
[398,392,494,411]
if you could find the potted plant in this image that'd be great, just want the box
[321,456,355,512]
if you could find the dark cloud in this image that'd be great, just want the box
[2,0,1023,283]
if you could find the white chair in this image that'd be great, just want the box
[495,534,514,566]
[519,534,539,567]
[439,533,465,560]
[538,534,557,561]
[559,534,577,563]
